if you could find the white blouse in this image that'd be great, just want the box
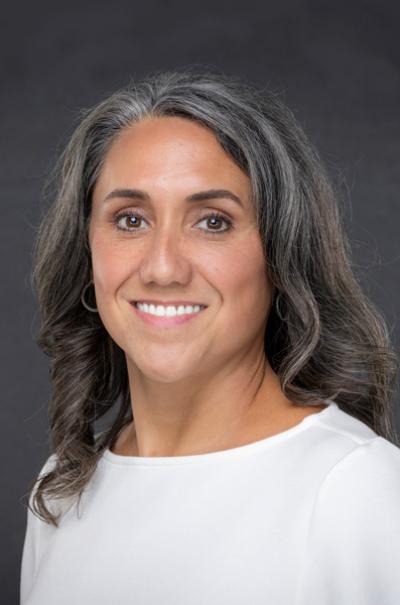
[20,400,400,604]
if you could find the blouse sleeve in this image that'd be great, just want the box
[20,454,57,605]
[295,437,400,605]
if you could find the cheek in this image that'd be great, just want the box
[90,234,136,296]
[202,236,270,327]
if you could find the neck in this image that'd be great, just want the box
[121,354,295,457]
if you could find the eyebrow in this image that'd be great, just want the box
[103,188,243,207]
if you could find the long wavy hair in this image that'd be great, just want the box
[26,67,399,527]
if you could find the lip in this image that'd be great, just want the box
[131,302,207,327]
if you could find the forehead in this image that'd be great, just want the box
[105,115,230,161]
[94,116,251,199]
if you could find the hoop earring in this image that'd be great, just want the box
[275,292,285,321]
[81,280,98,312]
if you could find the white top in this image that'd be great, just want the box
[20,400,400,604]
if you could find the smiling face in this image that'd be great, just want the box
[89,116,273,383]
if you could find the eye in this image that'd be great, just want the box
[112,211,233,235]
[113,212,148,232]
[196,212,232,235]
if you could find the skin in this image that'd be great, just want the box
[89,116,327,457]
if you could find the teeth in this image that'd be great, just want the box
[136,302,203,317]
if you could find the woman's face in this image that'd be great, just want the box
[89,116,274,382]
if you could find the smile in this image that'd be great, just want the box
[131,302,207,327]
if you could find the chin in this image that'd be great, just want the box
[128,355,196,383]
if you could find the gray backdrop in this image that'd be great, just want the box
[1,1,399,602]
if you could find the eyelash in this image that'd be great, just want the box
[112,211,233,236]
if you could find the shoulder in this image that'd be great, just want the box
[308,402,400,481]
[321,435,400,492]
[30,453,58,496]
[314,400,382,444]
[314,437,400,525]
[27,452,66,520]
[39,452,58,476]
[307,436,400,570]
[295,438,400,603]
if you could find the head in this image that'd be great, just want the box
[88,114,273,384]
[30,68,399,527]
[36,68,346,393]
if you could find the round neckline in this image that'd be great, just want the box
[101,401,338,466]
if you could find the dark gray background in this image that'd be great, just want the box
[2,1,399,602]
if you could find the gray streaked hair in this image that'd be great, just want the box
[26,67,399,527]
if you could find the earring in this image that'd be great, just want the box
[275,292,285,321]
[81,280,98,312]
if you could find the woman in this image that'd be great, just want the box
[20,69,400,604]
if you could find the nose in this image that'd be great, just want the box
[138,225,192,287]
